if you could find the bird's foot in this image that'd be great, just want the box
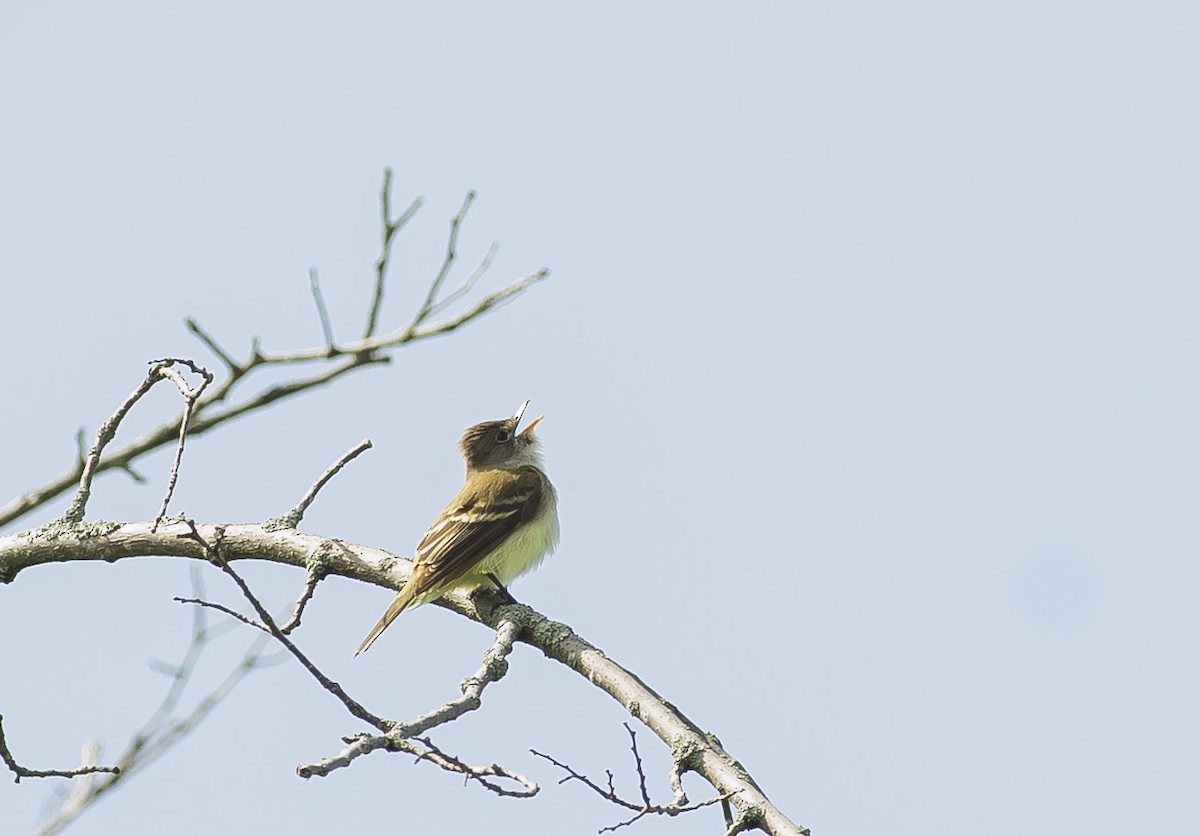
[484,572,519,605]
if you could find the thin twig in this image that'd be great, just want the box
[278,574,318,634]
[176,522,391,732]
[169,529,531,794]
[72,428,86,472]
[275,439,373,529]
[62,358,211,527]
[412,190,476,327]
[3,523,807,835]
[172,597,268,633]
[183,318,240,373]
[0,716,120,784]
[1,175,548,532]
[191,356,387,427]
[425,241,500,319]
[530,728,732,834]
[302,732,537,797]
[297,619,522,779]
[62,364,167,523]
[31,567,278,835]
[33,740,101,831]
[278,555,326,635]
[409,268,550,339]
[151,359,214,531]
[175,539,335,637]
[309,268,336,352]
[412,736,538,798]
[119,464,148,484]
[625,723,653,808]
[531,750,634,808]
[364,167,424,339]
[397,618,521,734]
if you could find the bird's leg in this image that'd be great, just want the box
[484,572,519,605]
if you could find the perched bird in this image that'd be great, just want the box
[355,401,559,655]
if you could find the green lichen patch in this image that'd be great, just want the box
[35,519,121,541]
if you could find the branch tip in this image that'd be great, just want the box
[2,178,547,531]
[277,438,373,530]
[0,714,121,783]
[308,267,337,352]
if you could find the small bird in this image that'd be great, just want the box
[355,401,559,655]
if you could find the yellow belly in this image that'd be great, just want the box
[457,483,560,591]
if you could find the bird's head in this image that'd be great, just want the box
[459,400,545,472]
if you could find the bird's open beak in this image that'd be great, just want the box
[512,400,531,424]
[520,414,545,437]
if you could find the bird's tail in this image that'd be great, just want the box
[354,588,418,656]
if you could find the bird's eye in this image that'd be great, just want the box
[496,429,510,443]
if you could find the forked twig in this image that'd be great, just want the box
[412,190,478,326]
[365,167,424,339]
[1,172,549,532]
[176,521,391,732]
[295,618,524,781]
[531,723,731,834]
[151,359,214,531]
[170,524,535,795]
[61,358,212,528]
[411,735,537,798]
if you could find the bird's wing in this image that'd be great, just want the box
[355,467,544,656]
[410,466,545,594]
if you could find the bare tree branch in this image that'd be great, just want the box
[412,189,478,326]
[531,725,732,834]
[426,241,500,319]
[1,172,567,833]
[179,521,394,733]
[0,174,549,532]
[60,357,213,530]
[149,359,214,531]
[272,438,373,529]
[184,318,238,372]
[365,166,424,339]
[0,523,806,835]
[407,268,548,339]
[169,524,534,793]
[0,717,120,784]
[25,566,279,836]
[171,596,267,632]
[408,735,537,798]
[308,268,336,352]
[295,619,523,780]
[278,562,324,635]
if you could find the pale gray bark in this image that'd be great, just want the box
[0,521,806,836]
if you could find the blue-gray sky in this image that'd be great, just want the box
[2,3,1197,834]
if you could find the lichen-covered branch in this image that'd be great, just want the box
[0,523,805,835]
[167,516,533,792]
